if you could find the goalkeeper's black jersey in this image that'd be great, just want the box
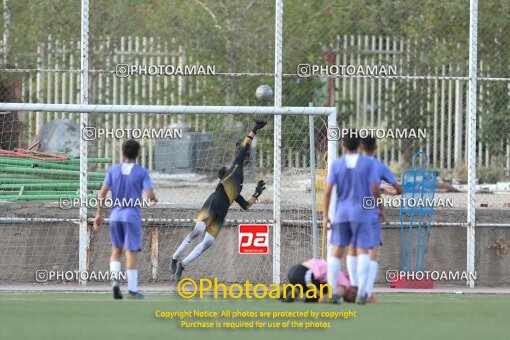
[218,136,252,205]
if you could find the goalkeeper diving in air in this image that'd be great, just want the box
[170,120,268,280]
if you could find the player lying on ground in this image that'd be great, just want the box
[170,120,268,280]
[349,135,401,303]
[281,258,357,303]
[322,130,382,304]
[94,139,158,300]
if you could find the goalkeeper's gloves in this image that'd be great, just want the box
[252,120,268,134]
[253,180,266,199]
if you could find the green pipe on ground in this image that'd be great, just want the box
[0,157,111,164]
[0,160,79,171]
[65,158,112,164]
[0,172,104,180]
[0,174,104,181]
[0,158,39,166]
[34,163,79,171]
[0,157,80,171]
[0,166,105,179]
[0,190,80,196]
[0,178,78,184]
[0,177,60,183]
[0,194,95,201]
[0,183,102,189]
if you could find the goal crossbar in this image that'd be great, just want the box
[0,103,335,116]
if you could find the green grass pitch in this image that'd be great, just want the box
[0,293,507,340]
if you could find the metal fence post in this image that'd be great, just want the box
[79,0,90,285]
[467,0,478,288]
[272,0,283,284]
[309,102,318,258]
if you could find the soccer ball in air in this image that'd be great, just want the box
[255,85,273,101]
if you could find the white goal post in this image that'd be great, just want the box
[0,102,337,284]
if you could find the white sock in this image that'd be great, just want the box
[127,269,138,293]
[346,255,358,287]
[110,261,121,286]
[326,229,332,257]
[181,233,215,268]
[173,222,206,259]
[357,254,370,298]
[327,257,341,296]
[366,260,379,297]
[173,239,192,260]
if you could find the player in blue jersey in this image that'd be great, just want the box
[360,135,401,302]
[93,139,158,300]
[321,130,383,304]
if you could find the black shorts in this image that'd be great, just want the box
[195,190,230,237]
[287,264,322,302]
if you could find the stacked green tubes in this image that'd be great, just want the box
[0,157,110,201]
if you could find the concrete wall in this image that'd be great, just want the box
[1,223,509,286]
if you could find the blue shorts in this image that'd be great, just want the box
[330,221,372,249]
[109,221,142,251]
[371,221,382,247]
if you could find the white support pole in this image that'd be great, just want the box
[466,0,478,288]
[273,0,283,284]
[79,0,89,285]
[326,111,338,257]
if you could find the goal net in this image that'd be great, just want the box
[0,103,336,285]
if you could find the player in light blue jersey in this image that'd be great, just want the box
[322,130,383,304]
[93,140,158,300]
[360,136,401,303]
